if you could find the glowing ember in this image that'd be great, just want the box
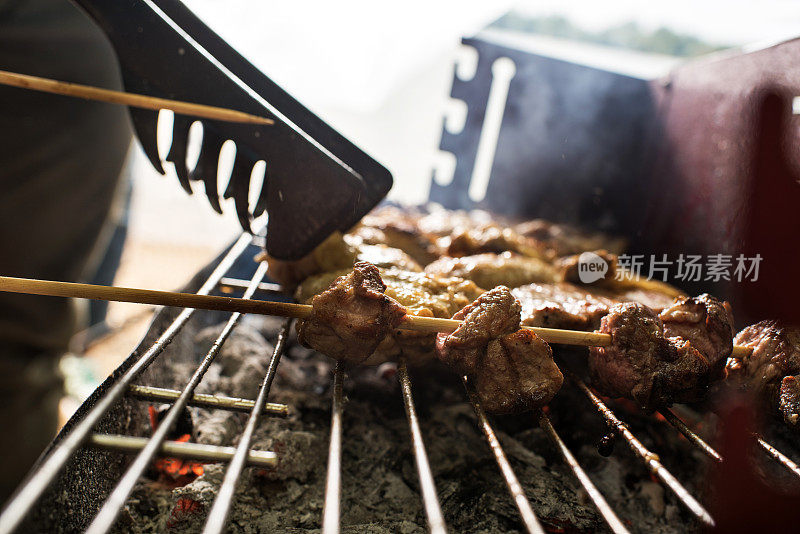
[148,405,205,486]
[166,497,204,528]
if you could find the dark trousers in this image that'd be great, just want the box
[0,0,133,500]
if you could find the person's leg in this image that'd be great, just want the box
[0,0,133,500]
[0,349,63,500]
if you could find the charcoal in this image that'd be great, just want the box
[114,316,713,533]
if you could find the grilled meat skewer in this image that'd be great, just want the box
[727,321,800,429]
[589,295,734,411]
[297,263,484,366]
[298,264,561,412]
[436,286,563,414]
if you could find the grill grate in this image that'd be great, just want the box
[398,362,447,534]
[203,318,291,533]
[321,363,345,534]
[1,231,799,533]
[569,373,715,527]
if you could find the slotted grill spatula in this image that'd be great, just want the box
[71,0,392,260]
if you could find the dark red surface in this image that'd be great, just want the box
[708,395,800,533]
[645,39,800,326]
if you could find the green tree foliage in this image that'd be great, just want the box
[490,13,727,57]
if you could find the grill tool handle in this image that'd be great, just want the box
[68,0,392,260]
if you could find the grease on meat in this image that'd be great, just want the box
[589,297,734,411]
[425,252,557,290]
[296,262,406,365]
[297,265,484,365]
[728,321,800,428]
[436,286,563,414]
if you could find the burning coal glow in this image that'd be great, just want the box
[147,405,205,486]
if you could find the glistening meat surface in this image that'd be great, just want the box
[436,286,563,414]
[728,321,800,428]
[513,283,618,331]
[589,297,734,411]
[296,262,406,365]
[424,252,557,290]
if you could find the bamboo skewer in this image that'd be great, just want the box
[0,275,752,356]
[0,69,274,125]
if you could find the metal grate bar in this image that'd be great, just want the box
[203,319,292,534]
[397,363,447,534]
[463,378,545,534]
[570,375,715,527]
[755,434,800,479]
[659,409,722,463]
[662,409,800,480]
[0,232,254,534]
[538,413,630,534]
[85,261,270,534]
[127,384,288,417]
[88,433,277,467]
[322,364,346,534]
[219,277,283,295]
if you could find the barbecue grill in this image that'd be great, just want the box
[3,23,800,534]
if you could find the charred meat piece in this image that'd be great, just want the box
[264,232,421,288]
[297,267,484,319]
[440,223,552,260]
[352,206,441,265]
[557,250,618,286]
[515,219,627,256]
[425,252,557,290]
[436,286,563,414]
[435,285,522,372]
[589,302,723,410]
[659,294,734,370]
[512,282,682,332]
[297,266,484,365]
[556,250,685,307]
[727,321,800,428]
[297,262,406,365]
[513,283,618,331]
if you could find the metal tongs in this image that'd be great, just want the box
[70,0,392,260]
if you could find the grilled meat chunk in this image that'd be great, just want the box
[297,262,406,365]
[297,266,484,365]
[659,294,734,368]
[513,283,618,330]
[512,282,682,331]
[435,286,521,372]
[352,205,441,265]
[727,321,800,428]
[589,302,726,410]
[557,250,618,286]
[298,268,483,318]
[436,286,563,414]
[556,250,685,307]
[264,232,421,288]
[425,252,557,290]
[515,219,627,256]
[440,223,551,260]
